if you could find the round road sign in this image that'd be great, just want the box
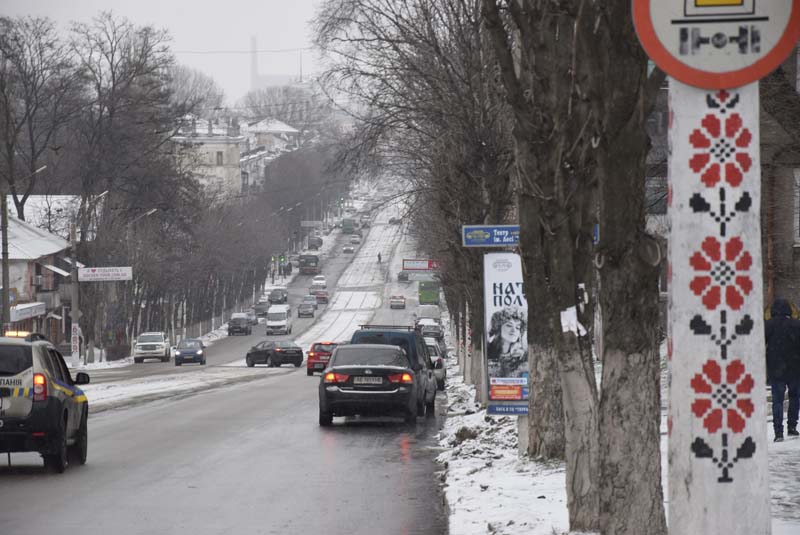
[633,0,800,89]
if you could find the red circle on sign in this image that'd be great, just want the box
[633,0,800,89]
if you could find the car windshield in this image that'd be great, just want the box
[303,296,316,302]
[354,334,411,356]
[178,340,202,349]
[277,342,298,349]
[270,290,285,297]
[0,345,32,376]
[313,343,337,353]
[333,347,408,367]
[137,334,163,343]
[427,345,440,356]
[267,312,286,321]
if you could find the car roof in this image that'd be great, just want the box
[417,318,438,325]
[139,332,165,336]
[268,304,290,311]
[336,343,404,352]
[231,312,247,317]
[0,336,44,347]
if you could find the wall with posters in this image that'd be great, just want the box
[483,252,529,412]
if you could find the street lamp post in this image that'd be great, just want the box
[2,165,47,335]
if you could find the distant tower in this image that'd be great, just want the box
[250,35,258,92]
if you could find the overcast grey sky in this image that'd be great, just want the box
[2,0,321,103]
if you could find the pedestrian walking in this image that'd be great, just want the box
[377,253,382,264]
[765,298,800,442]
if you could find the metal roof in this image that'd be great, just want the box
[8,215,69,260]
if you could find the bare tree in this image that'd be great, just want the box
[0,16,81,220]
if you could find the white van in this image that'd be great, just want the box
[266,304,293,335]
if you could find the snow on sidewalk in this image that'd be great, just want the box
[438,363,800,534]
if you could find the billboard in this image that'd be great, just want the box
[402,259,440,271]
[483,252,529,412]
[462,225,520,247]
[78,267,133,282]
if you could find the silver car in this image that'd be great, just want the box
[425,337,446,390]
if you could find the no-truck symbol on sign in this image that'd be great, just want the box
[633,0,800,88]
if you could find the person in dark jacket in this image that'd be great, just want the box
[765,298,800,441]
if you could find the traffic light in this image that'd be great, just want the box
[279,254,285,263]
[271,256,275,262]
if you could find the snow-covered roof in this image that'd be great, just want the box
[8,215,69,260]
[245,118,299,134]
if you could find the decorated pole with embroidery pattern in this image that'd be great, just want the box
[667,80,770,534]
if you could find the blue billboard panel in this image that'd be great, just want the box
[462,225,520,247]
[487,403,529,415]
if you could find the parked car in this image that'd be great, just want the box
[425,337,446,390]
[133,332,171,363]
[266,304,293,335]
[302,294,319,309]
[174,338,206,366]
[343,245,355,254]
[416,318,444,341]
[246,340,303,368]
[298,302,316,318]
[268,287,289,304]
[388,295,406,309]
[0,335,90,472]
[318,344,424,426]
[254,300,271,317]
[348,325,436,419]
[306,341,338,376]
[312,275,327,288]
[308,236,323,250]
[246,309,259,325]
[228,313,252,336]
[397,270,409,282]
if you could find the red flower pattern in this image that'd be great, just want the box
[689,236,753,310]
[689,113,753,187]
[691,359,755,434]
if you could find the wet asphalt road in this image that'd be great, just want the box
[0,212,449,535]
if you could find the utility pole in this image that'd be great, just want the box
[1,189,10,335]
[69,223,82,365]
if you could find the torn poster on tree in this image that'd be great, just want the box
[483,252,529,414]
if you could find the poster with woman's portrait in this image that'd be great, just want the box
[483,253,529,403]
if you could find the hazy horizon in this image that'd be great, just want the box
[1,0,322,104]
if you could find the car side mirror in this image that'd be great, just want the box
[413,363,423,372]
[434,360,444,370]
[75,372,90,385]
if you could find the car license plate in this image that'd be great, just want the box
[354,376,383,385]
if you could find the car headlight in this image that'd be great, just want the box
[197,350,203,355]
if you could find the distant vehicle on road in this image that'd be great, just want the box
[302,294,319,309]
[308,236,323,250]
[349,234,361,244]
[425,337,446,390]
[397,270,409,282]
[343,245,355,254]
[246,309,259,325]
[0,336,90,472]
[416,318,444,341]
[133,332,170,363]
[266,304,293,335]
[254,300,271,317]
[174,338,206,366]
[418,280,441,305]
[388,217,402,225]
[268,287,289,304]
[307,341,337,376]
[318,344,425,426]
[299,254,321,275]
[389,295,406,309]
[246,340,303,368]
[298,302,316,318]
[312,287,330,304]
[312,275,327,288]
[228,313,252,336]
[417,304,441,322]
[342,218,357,234]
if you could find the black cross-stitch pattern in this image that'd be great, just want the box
[691,434,755,483]
[689,188,751,237]
[689,312,754,360]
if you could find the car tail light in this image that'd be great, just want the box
[324,372,349,383]
[33,373,47,401]
[388,373,413,384]
[275,348,282,352]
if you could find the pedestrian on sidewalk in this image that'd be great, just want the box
[377,253,382,264]
[765,298,800,442]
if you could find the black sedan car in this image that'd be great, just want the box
[174,338,206,366]
[318,344,421,426]
[246,340,303,368]
[268,288,289,304]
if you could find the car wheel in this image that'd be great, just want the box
[266,355,274,367]
[68,410,88,466]
[134,357,143,364]
[425,393,435,417]
[246,356,254,368]
[416,396,425,417]
[44,416,68,473]
[161,355,169,363]
[404,406,418,425]
[201,358,206,365]
[319,410,333,426]
[294,360,302,368]
[228,331,232,336]
[175,359,182,366]
[307,369,313,376]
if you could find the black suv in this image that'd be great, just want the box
[348,325,436,418]
[0,335,90,472]
[268,288,289,304]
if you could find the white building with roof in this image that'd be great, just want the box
[5,215,72,342]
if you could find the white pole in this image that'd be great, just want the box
[668,80,770,534]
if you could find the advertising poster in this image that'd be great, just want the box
[483,253,529,411]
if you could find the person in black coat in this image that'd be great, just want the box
[765,298,800,441]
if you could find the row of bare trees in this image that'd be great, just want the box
[315,1,668,533]
[0,12,348,355]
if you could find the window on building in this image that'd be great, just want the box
[216,151,224,166]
